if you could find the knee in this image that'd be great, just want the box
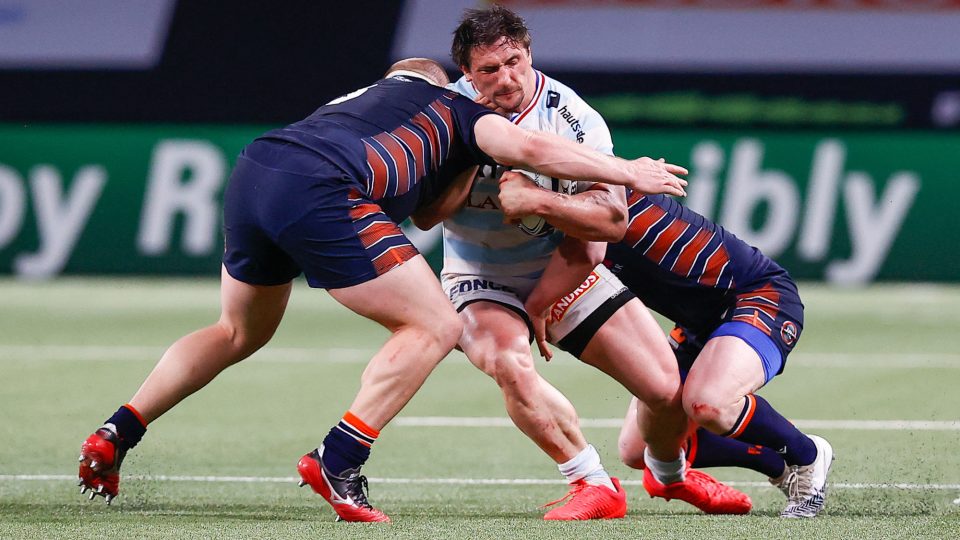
[639,373,683,416]
[217,320,271,358]
[432,311,464,352]
[681,388,728,431]
[415,309,463,356]
[618,432,647,470]
[477,345,538,397]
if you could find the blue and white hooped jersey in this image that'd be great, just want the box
[441,71,614,288]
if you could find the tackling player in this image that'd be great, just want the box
[524,187,835,518]
[74,58,687,522]
[431,6,747,520]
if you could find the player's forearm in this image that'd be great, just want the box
[476,115,635,187]
[526,237,606,317]
[528,188,627,242]
[476,115,686,196]
[410,166,478,230]
[514,130,636,188]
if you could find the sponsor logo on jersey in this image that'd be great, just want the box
[448,278,513,299]
[558,105,586,143]
[465,193,499,210]
[780,320,799,346]
[546,90,560,109]
[550,271,600,321]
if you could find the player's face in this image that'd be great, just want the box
[462,38,535,113]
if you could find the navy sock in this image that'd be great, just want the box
[320,413,377,477]
[724,394,817,466]
[688,427,786,478]
[104,404,147,450]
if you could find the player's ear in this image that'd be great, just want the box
[461,65,472,82]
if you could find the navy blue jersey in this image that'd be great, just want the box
[605,191,799,339]
[254,75,497,222]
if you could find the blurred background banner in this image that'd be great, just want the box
[396,0,960,73]
[0,0,176,69]
[1,0,957,283]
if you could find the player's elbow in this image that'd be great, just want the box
[588,218,627,243]
[409,212,440,231]
[571,196,628,242]
[596,191,628,241]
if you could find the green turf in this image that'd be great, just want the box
[1,278,958,538]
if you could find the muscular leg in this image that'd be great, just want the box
[327,255,463,429]
[682,335,833,518]
[129,265,292,422]
[577,299,686,462]
[681,337,764,432]
[457,301,625,520]
[682,336,815,467]
[131,255,457,445]
[618,397,692,469]
[588,306,752,514]
[79,265,292,502]
[619,395,787,478]
[460,302,585,463]
[299,257,462,523]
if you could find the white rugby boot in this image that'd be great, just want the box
[770,434,834,518]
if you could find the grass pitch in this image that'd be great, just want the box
[1,278,958,539]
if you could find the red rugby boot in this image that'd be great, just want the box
[643,467,752,514]
[77,427,125,505]
[297,446,390,523]
[542,477,627,520]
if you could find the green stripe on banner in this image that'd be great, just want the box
[0,124,957,283]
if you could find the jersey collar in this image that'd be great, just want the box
[510,70,545,125]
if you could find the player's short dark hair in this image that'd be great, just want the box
[451,4,531,70]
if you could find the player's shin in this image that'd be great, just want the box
[723,394,816,467]
[687,427,787,478]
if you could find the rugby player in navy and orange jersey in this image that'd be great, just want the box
[74,58,688,523]
[519,188,834,518]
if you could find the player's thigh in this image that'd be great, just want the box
[219,265,292,345]
[328,255,459,335]
[579,298,681,404]
[683,335,767,409]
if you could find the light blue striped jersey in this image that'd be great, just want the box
[441,70,614,288]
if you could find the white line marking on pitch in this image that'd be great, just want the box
[0,345,372,363]
[393,417,960,431]
[2,475,958,490]
[2,345,959,368]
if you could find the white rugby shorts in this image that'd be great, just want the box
[440,264,628,344]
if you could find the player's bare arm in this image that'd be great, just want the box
[524,236,606,360]
[410,165,479,230]
[473,113,688,196]
[498,171,628,242]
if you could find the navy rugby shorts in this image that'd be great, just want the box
[670,274,804,385]
[222,140,419,289]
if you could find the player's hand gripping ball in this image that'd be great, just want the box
[513,170,577,237]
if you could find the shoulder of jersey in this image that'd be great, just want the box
[536,74,589,110]
[448,77,479,100]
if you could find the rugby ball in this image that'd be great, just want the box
[513,169,576,237]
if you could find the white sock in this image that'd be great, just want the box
[644,447,686,485]
[558,444,615,491]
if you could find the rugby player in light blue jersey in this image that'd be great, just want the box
[424,5,747,520]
